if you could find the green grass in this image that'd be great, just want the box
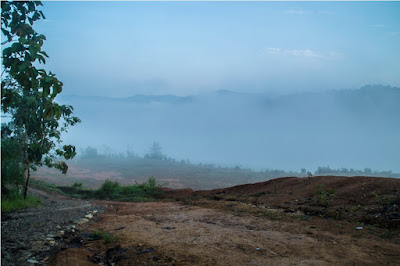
[52,177,165,202]
[1,194,42,213]
[30,179,67,196]
[93,177,164,201]
[92,230,118,244]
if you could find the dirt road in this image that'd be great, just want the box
[1,187,100,266]
[52,200,399,265]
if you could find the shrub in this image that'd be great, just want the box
[96,180,120,199]
[314,184,336,207]
[72,182,83,188]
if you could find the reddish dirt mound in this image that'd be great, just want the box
[163,176,400,229]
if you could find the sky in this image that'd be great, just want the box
[33,1,400,97]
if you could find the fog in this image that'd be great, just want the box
[58,84,400,173]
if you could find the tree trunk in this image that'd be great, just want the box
[23,163,30,199]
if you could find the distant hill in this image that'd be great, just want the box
[56,85,400,173]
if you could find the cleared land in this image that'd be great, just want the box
[41,176,400,265]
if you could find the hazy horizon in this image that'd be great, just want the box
[3,2,400,175]
[58,85,400,173]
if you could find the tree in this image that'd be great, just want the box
[145,142,165,160]
[1,1,80,198]
[81,146,98,159]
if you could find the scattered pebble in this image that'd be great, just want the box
[78,218,90,224]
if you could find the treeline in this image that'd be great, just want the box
[78,144,399,178]
[314,166,395,177]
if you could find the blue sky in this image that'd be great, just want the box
[33,1,400,97]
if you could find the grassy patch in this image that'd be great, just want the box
[1,193,42,213]
[92,230,118,244]
[45,177,165,202]
[30,179,67,196]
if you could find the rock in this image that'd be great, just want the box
[78,218,89,225]
[85,213,93,219]
[27,259,39,264]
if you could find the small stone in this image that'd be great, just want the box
[55,225,61,229]
[71,229,75,233]
[78,218,89,224]
[58,230,65,236]
[71,225,76,229]
[27,259,39,264]
[85,213,93,219]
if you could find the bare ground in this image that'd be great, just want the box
[2,176,400,265]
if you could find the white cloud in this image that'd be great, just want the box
[263,48,341,60]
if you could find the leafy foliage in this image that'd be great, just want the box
[314,184,336,207]
[1,1,80,198]
[1,135,25,194]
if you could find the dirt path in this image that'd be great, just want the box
[53,201,400,265]
[1,187,102,266]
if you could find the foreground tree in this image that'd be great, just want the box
[1,1,80,198]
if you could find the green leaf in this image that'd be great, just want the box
[43,86,50,97]
[40,51,48,57]
[27,2,35,12]
[44,105,53,119]
[54,105,62,119]
[3,47,12,57]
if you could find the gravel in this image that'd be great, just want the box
[1,187,103,265]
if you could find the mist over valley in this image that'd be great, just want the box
[48,84,400,187]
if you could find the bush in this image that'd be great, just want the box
[72,182,83,188]
[314,184,336,207]
[96,180,120,199]
[93,177,164,201]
